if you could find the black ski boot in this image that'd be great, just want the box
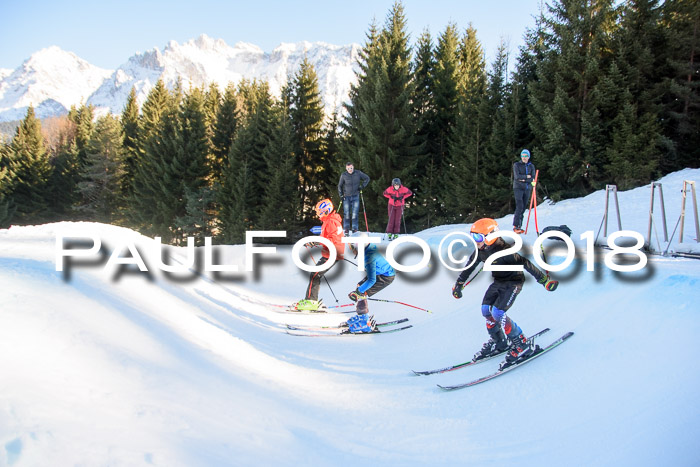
[499,333,535,370]
[473,327,509,361]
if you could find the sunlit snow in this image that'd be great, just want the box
[1,169,699,465]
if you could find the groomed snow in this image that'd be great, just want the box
[1,169,699,466]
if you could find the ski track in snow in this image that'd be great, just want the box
[1,169,700,466]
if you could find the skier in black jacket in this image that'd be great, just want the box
[512,149,535,234]
[337,162,370,234]
[452,218,558,369]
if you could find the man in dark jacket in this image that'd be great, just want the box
[512,149,535,234]
[337,162,370,234]
[452,218,558,370]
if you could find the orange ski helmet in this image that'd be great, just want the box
[315,198,334,217]
[470,218,500,245]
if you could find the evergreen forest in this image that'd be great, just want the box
[0,0,698,244]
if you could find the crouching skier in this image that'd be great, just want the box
[345,233,396,333]
[452,218,559,370]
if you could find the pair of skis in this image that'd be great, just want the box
[413,328,574,390]
[282,298,413,336]
[279,299,356,314]
[285,318,412,336]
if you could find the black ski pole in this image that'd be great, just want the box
[304,244,339,303]
[402,204,408,234]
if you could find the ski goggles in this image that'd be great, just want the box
[471,232,486,243]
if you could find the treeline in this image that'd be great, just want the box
[1,0,698,242]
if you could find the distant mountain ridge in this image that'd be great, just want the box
[0,34,361,123]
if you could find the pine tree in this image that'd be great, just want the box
[321,110,341,198]
[593,0,667,187]
[175,187,217,245]
[408,29,439,230]
[459,24,488,105]
[290,58,327,223]
[259,102,302,239]
[9,106,52,222]
[204,83,222,130]
[341,20,381,176]
[507,14,547,154]
[171,86,213,242]
[76,114,126,222]
[604,88,661,189]
[68,104,95,167]
[0,141,16,226]
[44,114,81,218]
[218,81,274,243]
[47,140,80,217]
[210,83,239,185]
[130,81,180,238]
[42,106,93,218]
[139,80,171,150]
[433,23,461,154]
[528,0,617,199]
[660,0,700,170]
[341,1,416,230]
[432,23,462,224]
[480,40,515,217]
[121,87,140,199]
[442,24,488,222]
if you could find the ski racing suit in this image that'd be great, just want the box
[456,237,548,343]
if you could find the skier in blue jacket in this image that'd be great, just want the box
[346,236,396,333]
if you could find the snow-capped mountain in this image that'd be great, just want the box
[0,35,361,122]
[0,46,112,122]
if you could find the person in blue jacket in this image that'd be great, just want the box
[345,235,396,333]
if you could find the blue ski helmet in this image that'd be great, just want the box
[392,178,401,186]
[520,149,531,158]
[349,231,369,258]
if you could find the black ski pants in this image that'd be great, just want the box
[513,186,531,229]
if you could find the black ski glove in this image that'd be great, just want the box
[452,281,465,299]
[348,289,367,302]
[538,275,558,291]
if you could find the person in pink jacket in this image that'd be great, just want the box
[382,178,412,240]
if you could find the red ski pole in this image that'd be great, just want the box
[524,170,539,234]
[360,190,370,232]
[527,170,548,273]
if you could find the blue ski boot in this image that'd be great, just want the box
[347,314,376,333]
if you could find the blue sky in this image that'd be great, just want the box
[1,0,544,70]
